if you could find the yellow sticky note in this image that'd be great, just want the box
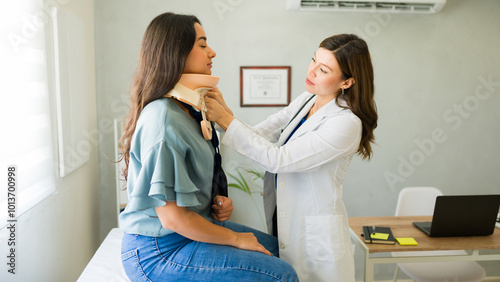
[396,237,418,246]
[371,233,389,240]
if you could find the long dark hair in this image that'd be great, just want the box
[320,34,378,160]
[119,13,200,180]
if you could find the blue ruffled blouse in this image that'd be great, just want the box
[119,98,215,237]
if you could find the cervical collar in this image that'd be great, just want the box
[165,74,220,140]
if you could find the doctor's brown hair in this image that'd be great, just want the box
[119,13,200,180]
[320,34,378,160]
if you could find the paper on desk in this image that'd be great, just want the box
[396,237,418,246]
[371,233,389,240]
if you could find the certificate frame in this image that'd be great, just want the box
[240,66,291,107]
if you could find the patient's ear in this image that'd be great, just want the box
[343,77,355,90]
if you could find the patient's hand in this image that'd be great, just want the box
[212,195,233,222]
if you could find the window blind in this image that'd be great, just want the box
[0,0,56,227]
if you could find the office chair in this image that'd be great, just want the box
[392,187,486,282]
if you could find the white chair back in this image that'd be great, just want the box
[395,187,442,216]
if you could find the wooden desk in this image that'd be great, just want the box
[349,216,500,282]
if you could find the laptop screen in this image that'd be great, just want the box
[419,194,500,237]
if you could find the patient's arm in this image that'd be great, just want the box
[155,201,271,256]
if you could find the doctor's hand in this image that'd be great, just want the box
[206,87,233,116]
[205,93,234,131]
[212,195,234,222]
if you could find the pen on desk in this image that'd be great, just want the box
[372,226,376,234]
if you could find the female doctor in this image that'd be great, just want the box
[205,34,378,281]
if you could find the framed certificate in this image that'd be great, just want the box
[240,66,291,107]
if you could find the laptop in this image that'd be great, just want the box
[413,194,500,237]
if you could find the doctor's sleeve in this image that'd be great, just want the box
[221,114,362,174]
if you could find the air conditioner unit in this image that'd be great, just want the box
[286,0,446,13]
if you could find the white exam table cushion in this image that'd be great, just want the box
[77,228,130,281]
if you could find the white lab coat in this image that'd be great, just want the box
[221,92,361,281]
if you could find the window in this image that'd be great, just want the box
[0,0,56,227]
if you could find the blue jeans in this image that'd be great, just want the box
[121,221,298,281]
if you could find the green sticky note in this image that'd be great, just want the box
[371,233,389,240]
[396,237,418,246]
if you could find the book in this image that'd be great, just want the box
[362,226,396,245]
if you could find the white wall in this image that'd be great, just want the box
[94,0,500,279]
[0,0,100,281]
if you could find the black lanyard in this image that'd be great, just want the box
[178,101,228,199]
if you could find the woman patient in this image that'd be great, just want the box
[118,12,298,282]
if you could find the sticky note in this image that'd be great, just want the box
[396,237,418,246]
[371,233,389,240]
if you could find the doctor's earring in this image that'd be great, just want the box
[341,88,344,95]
